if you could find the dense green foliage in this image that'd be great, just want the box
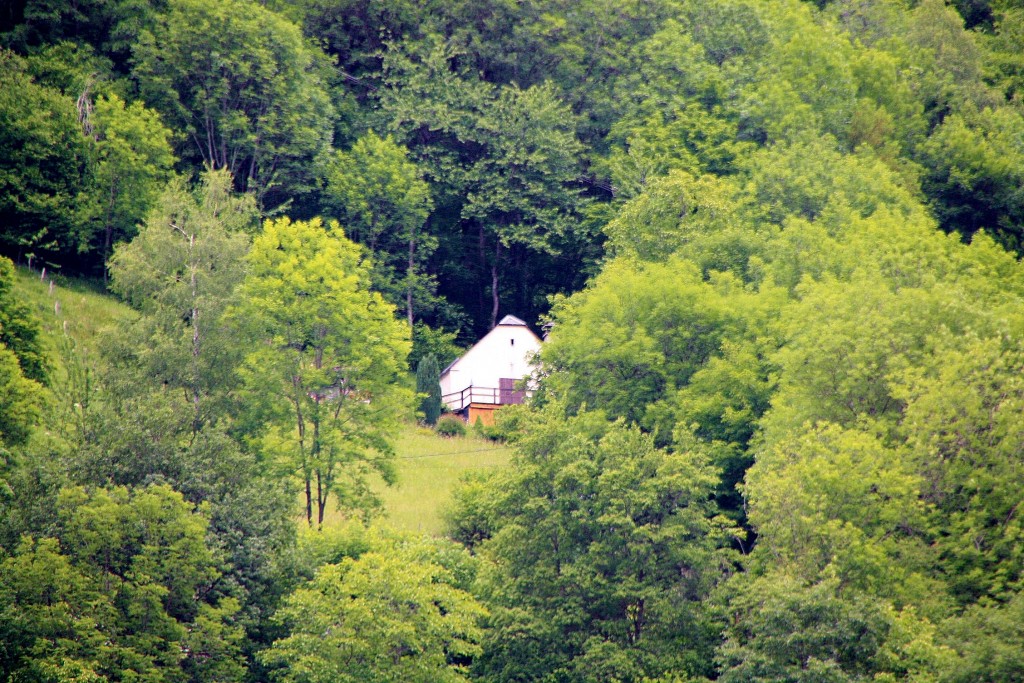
[0,485,246,683]
[4,0,1024,681]
[0,51,89,263]
[450,406,732,681]
[323,131,435,327]
[4,0,1024,337]
[261,527,487,683]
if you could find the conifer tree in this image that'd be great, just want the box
[416,352,443,425]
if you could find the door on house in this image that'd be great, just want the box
[499,378,524,404]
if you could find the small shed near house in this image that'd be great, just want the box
[440,315,542,425]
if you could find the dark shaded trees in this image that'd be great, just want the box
[0,50,88,265]
[132,0,335,211]
[375,37,588,333]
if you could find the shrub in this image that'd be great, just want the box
[436,413,467,437]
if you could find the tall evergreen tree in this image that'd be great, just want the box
[415,352,442,425]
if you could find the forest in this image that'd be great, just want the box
[2,0,1024,680]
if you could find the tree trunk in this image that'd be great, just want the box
[102,181,118,285]
[188,232,201,434]
[478,224,487,323]
[305,477,313,527]
[407,235,415,328]
[316,469,325,528]
[293,391,313,526]
[312,390,326,528]
[490,240,502,329]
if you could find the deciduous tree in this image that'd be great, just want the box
[0,50,87,264]
[132,0,335,210]
[108,169,255,431]
[323,131,435,327]
[0,485,246,683]
[232,216,413,526]
[79,92,175,275]
[451,405,733,682]
[262,533,487,683]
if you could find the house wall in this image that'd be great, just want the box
[467,403,499,427]
[440,323,542,409]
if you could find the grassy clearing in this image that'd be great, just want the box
[318,423,513,536]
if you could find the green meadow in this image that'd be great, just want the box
[321,424,512,535]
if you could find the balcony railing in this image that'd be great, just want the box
[442,385,528,412]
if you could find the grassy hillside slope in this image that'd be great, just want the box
[375,426,510,534]
[14,266,132,379]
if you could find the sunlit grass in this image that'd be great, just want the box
[316,423,512,536]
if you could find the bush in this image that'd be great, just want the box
[436,413,467,437]
[472,416,508,442]
[486,403,529,442]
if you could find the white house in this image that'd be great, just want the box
[439,315,542,425]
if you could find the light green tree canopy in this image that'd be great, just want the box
[232,216,413,526]
[323,131,435,327]
[108,169,256,430]
[0,485,245,683]
[0,256,45,450]
[80,92,176,272]
[262,532,487,683]
[0,345,41,449]
[450,404,734,682]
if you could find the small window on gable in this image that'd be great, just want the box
[511,338,515,346]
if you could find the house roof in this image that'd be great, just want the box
[440,314,539,377]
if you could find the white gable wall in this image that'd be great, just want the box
[440,322,541,409]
